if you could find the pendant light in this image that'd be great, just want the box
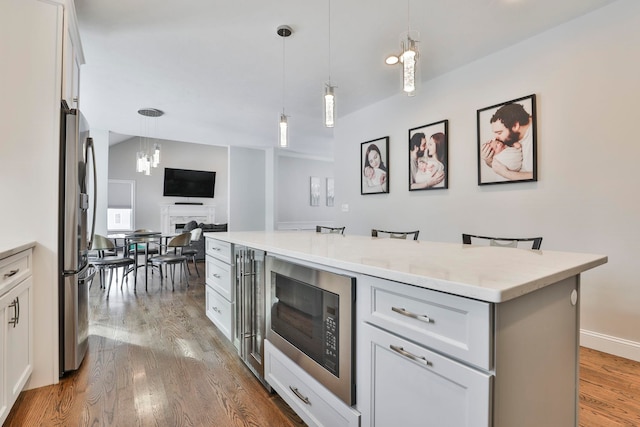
[323,0,336,128]
[277,25,292,148]
[401,0,419,96]
[136,108,163,174]
[385,0,420,96]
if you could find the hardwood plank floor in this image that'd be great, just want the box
[4,263,640,426]
[4,264,305,427]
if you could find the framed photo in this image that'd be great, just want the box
[326,178,334,207]
[310,176,320,206]
[361,137,389,195]
[408,120,448,191]
[477,94,537,185]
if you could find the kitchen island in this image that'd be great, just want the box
[205,231,607,427]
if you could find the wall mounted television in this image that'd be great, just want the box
[163,167,216,198]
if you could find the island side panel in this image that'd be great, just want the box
[493,275,580,427]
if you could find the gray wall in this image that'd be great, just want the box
[229,146,266,231]
[332,0,640,360]
[109,138,229,229]
[275,153,335,229]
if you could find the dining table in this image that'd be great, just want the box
[123,230,162,291]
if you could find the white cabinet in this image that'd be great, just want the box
[357,274,581,427]
[359,323,490,427]
[358,276,491,427]
[205,237,234,341]
[265,340,360,427]
[61,3,83,109]
[0,249,33,426]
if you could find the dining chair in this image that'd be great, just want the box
[316,226,346,235]
[371,229,419,240]
[89,234,136,299]
[181,227,203,277]
[148,232,192,290]
[461,233,543,250]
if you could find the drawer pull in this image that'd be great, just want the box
[390,344,432,367]
[213,273,221,279]
[212,247,221,251]
[392,306,433,323]
[212,306,221,314]
[3,268,19,279]
[289,386,311,405]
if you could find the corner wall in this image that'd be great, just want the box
[333,0,640,359]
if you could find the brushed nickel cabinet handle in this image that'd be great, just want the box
[390,344,432,367]
[289,386,311,405]
[391,306,433,323]
[3,268,19,279]
[8,297,19,327]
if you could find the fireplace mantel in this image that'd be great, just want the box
[160,204,215,234]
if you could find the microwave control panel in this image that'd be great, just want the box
[323,305,338,375]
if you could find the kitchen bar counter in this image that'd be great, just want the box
[204,231,607,303]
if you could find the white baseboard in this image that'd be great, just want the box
[580,329,640,362]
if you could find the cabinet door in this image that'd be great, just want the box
[359,323,491,427]
[5,277,32,406]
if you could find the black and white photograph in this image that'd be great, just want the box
[361,137,389,195]
[477,94,537,185]
[408,120,448,191]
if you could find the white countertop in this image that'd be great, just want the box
[204,231,607,303]
[0,241,36,261]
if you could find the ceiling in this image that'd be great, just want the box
[75,0,617,157]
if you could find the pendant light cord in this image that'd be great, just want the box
[282,35,286,115]
[328,0,332,83]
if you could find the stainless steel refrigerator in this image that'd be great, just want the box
[58,100,97,376]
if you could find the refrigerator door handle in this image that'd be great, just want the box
[85,137,97,250]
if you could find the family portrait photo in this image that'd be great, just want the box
[408,120,448,191]
[477,94,537,185]
[361,137,389,195]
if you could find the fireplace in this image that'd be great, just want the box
[160,204,215,235]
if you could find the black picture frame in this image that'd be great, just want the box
[408,120,448,191]
[477,94,537,185]
[361,137,389,195]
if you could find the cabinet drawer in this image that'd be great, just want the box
[360,275,492,369]
[264,341,360,427]
[205,285,233,340]
[360,323,491,427]
[205,238,231,263]
[206,255,233,301]
[0,249,31,297]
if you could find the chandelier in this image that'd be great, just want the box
[136,108,163,175]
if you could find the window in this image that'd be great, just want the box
[107,180,135,232]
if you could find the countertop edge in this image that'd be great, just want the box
[204,232,608,303]
[0,241,36,261]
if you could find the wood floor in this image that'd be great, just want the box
[4,264,305,427]
[4,263,640,426]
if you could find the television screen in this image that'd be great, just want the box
[163,168,216,198]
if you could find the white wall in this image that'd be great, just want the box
[108,138,229,229]
[333,0,640,360]
[0,0,63,388]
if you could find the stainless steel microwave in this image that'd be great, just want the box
[265,255,356,406]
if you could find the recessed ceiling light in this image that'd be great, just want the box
[385,55,399,65]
